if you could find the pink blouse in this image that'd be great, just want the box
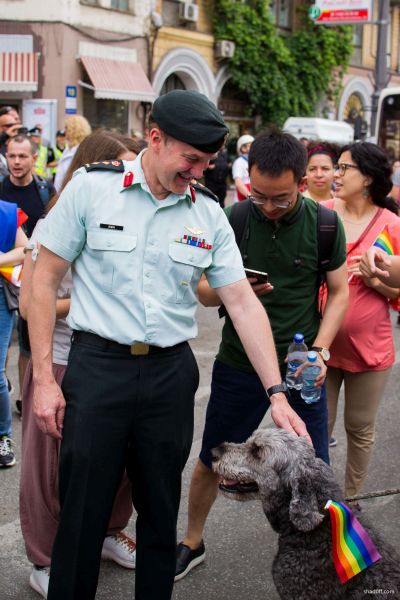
[322,200,400,372]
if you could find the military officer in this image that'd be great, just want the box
[29,90,310,600]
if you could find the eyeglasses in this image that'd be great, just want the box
[248,193,294,209]
[334,163,360,176]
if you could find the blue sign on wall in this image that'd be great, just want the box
[65,86,77,114]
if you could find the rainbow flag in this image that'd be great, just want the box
[0,264,23,287]
[325,500,381,583]
[372,225,394,255]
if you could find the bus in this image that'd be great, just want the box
[375,86,400,161]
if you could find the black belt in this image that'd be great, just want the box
[72,331,187,356]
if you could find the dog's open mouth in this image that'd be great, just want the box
[218,478,259,495]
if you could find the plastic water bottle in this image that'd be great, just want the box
[286,333,308,390]
[301,351,321,404]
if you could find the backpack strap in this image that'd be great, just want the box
[317,202,339,284]
[218,200,251,318]
[33,175,50,208]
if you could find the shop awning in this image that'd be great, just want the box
[0,52,40,92]
[79,56,155,103]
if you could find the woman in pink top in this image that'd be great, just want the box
[322,142,400,499]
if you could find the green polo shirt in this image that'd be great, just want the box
[216,195,346,374]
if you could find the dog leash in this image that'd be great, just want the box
[345,487,400,502]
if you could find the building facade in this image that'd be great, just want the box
[0,0,155,142]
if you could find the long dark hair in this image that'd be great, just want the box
[340,142,395,212]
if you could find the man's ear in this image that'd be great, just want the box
[148,126,163,152]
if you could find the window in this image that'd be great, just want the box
[160,74,186,96]
[351,25,363,66]
[269,0,292,29]
[110,0,129,10]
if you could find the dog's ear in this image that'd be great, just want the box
[289,471,324,532]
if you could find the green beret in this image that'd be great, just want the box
[152,90,229,153]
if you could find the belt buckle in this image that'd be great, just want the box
[130,342,150,356]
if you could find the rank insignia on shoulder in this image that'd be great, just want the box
[85,160,124,173]
[190,181,219,203]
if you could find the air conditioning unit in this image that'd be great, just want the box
[215,40,235,59]
[179,2,199,23]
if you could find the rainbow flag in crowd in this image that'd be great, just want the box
[0,263,23,287]
[372,225,394,255]
[325,500,381,583]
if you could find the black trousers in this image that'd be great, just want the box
[47,339,199,600]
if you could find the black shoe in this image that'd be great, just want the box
[218,481,259,495]
[175,541,205,581]
[15,399,22,417]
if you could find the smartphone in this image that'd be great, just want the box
[244,268,269,284]
[17,127,29,135]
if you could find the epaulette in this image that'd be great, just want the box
[190,180,219,203]
[84,160,124,173]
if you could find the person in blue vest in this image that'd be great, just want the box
[0,201,28,467]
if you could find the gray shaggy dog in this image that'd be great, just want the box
[212,428,400,599]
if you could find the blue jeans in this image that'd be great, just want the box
[200,360,329,468]
[0,283,14,436]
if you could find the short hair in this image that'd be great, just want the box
[0,105,17,117]
[59,129,140,193]
[65,115,92,148]
[340,142,392,207]
[248,128,307,183]
[7,134,37,155]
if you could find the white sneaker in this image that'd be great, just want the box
[101,532,136,569]
[29,566,49,599]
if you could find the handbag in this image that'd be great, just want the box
[1,276,20,311]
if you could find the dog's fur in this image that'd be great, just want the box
[212,428,400,599]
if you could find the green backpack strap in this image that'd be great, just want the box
[218,200,251,318]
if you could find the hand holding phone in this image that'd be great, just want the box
[244,268,269,284]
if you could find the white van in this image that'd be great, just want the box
[283,117,354,144]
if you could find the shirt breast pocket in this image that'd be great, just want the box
[164,242,212,304]
[86,230,138,295]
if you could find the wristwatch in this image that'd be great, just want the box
[310,346,331,362]
[266,382,290,401]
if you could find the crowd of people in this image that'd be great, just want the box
[1,91,400,600]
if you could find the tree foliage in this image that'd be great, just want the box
[213,0,353,125]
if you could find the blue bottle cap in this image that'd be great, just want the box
[307,351,318,362]
[293,332,304,343]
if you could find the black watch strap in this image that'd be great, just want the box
[266,383,289,401]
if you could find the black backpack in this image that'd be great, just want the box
[218,199,338,318]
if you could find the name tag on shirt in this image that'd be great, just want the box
[100,223,124,231]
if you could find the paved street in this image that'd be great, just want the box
[1,301,400,599]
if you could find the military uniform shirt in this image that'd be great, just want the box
[37,152,245,346]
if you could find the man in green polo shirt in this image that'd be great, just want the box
[175,128,349,581]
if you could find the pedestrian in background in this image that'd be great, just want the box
[232,134,254,202]
[19,130,139,599]
[322,142,400,501]
[303,141,340,203]
[46,129,67,182]
[28,90,308,600]
[203,148,230,207]
[54,115,91,192]
[0,201,27,468]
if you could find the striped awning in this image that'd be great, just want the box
[0,52,40,92]
[79,56,155,103]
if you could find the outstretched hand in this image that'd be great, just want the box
[270,394,313,447]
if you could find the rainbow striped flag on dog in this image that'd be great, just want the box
[325,500,381,583]
[372,225,394,255]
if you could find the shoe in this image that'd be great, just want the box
[29,566,49,598]
[175,541,205,581]
[347,500,362,512]
[101,532,136,569]
[15,399,22,417]
[218,480,259,495]
[0,435,16,468]
[329,437,337,447]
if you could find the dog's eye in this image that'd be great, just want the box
[250,443,261,459]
